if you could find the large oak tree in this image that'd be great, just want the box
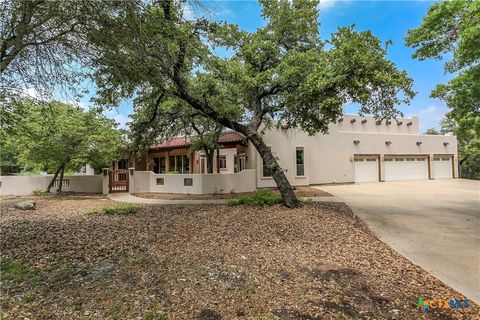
[89,0,415,207]
[405,0,479,179]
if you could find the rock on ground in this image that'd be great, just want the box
[14,201,36,210]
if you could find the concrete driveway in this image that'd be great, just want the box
[315,179,480,303]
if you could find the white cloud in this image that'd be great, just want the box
[417,104,449,132]
[19,88,88,110]
[182,3,195,21]
[23,88,41,99]
[318,0,349,10]
[112,113,130,129]
[57,99,88,109]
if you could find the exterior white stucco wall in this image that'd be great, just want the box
[249,115,458,187]
[131,169,256,194]
[201,170,256,193]
[0,175,103,196]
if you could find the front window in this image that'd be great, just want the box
[118,159,129,170]
[296,147,304,176]
[159,157,166,173]
[168,155,190,173]
[153,158,160,173]
[219,156,227,170]
[182,155,190,173]
[239,156,246,172]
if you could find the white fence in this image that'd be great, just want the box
[131,169,257,194]
[0,170,258,196]
[0,175,103,196]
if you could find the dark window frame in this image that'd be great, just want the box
[296,147,305,177]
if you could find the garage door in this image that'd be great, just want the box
[354,156,379,182]
[433,155,453,179]
[384,156,428,181]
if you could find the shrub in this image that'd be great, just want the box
[101,204,137,215]
[227,189,313,206]
[32,189,45,196]
[227,189,283,206]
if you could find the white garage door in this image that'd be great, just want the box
[433,155,453,179]
[354,156,379,182]
[384,156,428,181]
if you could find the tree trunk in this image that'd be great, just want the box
[56,165,66,193]
[206,149,214,174]
[173,81,300,207]
[46,165,64,193]
[459,154,469,166]
[247,132,301,208]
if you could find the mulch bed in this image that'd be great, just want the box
[0,197,477,319]
[135,186,332,200]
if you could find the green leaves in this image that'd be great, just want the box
[405,0,479,179]
[89,1,414,136]
[405,0,479,73]
[3,99,123,174]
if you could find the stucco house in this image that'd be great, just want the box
[111,114,457,192]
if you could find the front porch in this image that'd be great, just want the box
[112,132,249,175]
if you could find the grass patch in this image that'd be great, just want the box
[32,189,46,196]
[100,204,138,215]
[0,259,31,282]
[44,259,72,283]
[143,310,168,320]
[227,189,312,206]
[128,257,149,266]
[0,259,40,286]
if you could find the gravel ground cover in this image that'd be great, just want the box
[135,186,332,200]
[0,196,477,319]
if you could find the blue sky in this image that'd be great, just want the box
[80,0,450,132]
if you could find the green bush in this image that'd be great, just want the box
[102,204,137,215]
[227,189,313,206]
[227,189,283,206]
[32,189,46,196]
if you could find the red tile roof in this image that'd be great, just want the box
[150,131,246,150]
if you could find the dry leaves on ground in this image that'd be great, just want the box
[0,196,478,320]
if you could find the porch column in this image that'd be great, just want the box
[165,151,170,172]
[216,148,220,173]
[189,154,193,173]
[128,167,135,194]
[102,168,109,195]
